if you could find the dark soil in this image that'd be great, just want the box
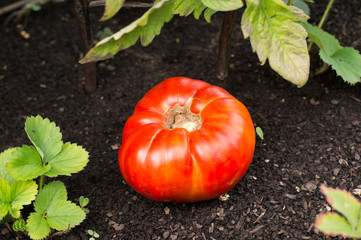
[1,1,361,239]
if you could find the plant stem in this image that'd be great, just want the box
[75,0,97,92]
[287,0,291,5]
[308,0,335,51]
[216,11,236,82]
[39,175,44,190]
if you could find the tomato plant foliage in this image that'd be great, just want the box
[118,77,256,202]
[80,0,361,87]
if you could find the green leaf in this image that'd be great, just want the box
[173,0,216,22]
[302,22,361,85]
[27,212,51,240]
[0,178,11,219]
[6,145,51,181]
[13,219,27,231]
[45,143,89,177]
[242,0,310,87]
[34,181,67,214]
[47,200,86,230]
[301,22,339,55]
[315,213,361,238]
[282,0,310,15]
[321,185,361,230]
[201,0,243,11]
[320,48,361,85]
[255,127,264,140]
[79,196,89,207]
[80,0,175,63]
[10,180,38,210]
[100,0,125,21]
[96,27,114,40]
[25,116,63,162]
[0,148,16,185]
[25,3,41,11]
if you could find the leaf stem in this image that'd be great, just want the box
[308,0,335,51]
[287,0,291,5]
[39,175,44,190]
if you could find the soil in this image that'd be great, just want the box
[1,0,361,239]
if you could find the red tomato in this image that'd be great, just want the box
[118,77,255,202]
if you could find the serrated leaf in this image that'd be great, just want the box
[47,200,86,230]
[80,0,175,63]
[10,180,37,210]
[27,212,51,240]
[13,219,27,231]
[173,0,216,22]
[302,22,361,84]
[0,178,11,219]
[320,48,361,85]
[6,145,51,181]
[321,185,361,230]
[201,0,243,11]
[301,22,340,55]
[242,0,310,87]
[315,213,361,238]
[45,143,89,177]
[25,116,63,162]
[34,181,67,214]
[100,0,125,21]
[9,208,20,219]
[0,148,16,185]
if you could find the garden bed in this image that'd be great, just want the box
[0,0,361,239]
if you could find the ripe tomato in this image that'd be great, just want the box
[118,77,255,202]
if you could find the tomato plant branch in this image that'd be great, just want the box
[89,1,153,8]
[0,0,30,16]
[74,0,97,93]
[308,0,335,51]
[216,11,236,81]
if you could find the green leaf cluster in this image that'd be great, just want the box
[80,0,242,63]
[316,185,361,238]
[80,0,360,87]
[301,22,361,85]
[0,116,89,240]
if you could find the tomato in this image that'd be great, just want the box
[118,77,255,202]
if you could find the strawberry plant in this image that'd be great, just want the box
[0,116,89,240]
[79,0,361,87]
[316,185,361,239]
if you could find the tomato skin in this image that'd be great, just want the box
[119,77,255,202]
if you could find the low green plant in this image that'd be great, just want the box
[87,229,100,240]
[0,115,89,240]
[255,126,265,146]
[25,3,42,12]
[315,184,361,239]
[79,0,361,87]
[79,196,90,214]
[96,27,114,41]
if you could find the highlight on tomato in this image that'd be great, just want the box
[118,77,255,202]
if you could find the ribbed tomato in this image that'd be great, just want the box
[118,77,255,202]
